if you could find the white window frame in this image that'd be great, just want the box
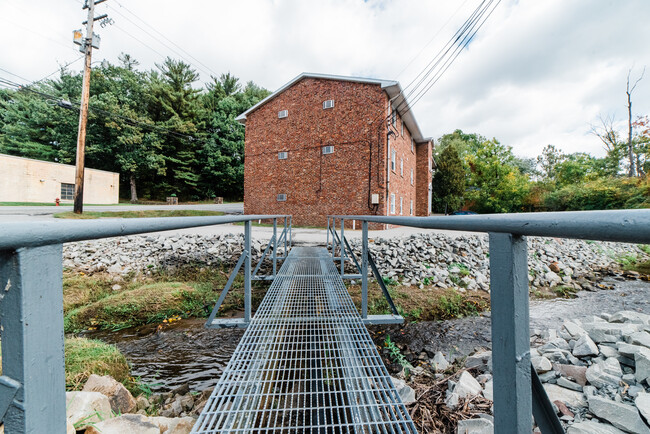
[278,109,288,119]
[390,194,396,214]
[322,145,334,155]
[400,158,403,176]
[401,121,404,137]
[411,138,415,153]
[277,193,287,201]
[278,151,288,160]
[410,168,414,185]
[391,150,396,172]
[400,197,403,215]
[323,99,334,109]
[410,200,413,216]
[391,109,397,127]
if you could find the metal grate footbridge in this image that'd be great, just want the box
[192,247,417,433]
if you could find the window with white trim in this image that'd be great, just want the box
[61,183,74,200]
[410,200,413,215]
[278,151,288,160]
[278,110,288,119]
[410,168,414,185]
[391,150,396,172]
[277,193,287,201]
[401,122,404,137]
[391,109,397,127]
[400,158,403,176]
[323,99,334,109]
[400,197,403,215]
[411,138,415,153]
[390,194,395,214]
[322,145,334,154]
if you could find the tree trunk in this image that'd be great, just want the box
[130,174,138,203]
[627,86,636,177]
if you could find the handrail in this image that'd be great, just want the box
[0,214,291,433]
[329,209,650,434]
[0,214,290,249]
[329,209,650,243]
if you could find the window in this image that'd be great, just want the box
[391,149,396,172]
[411,138,415,153]
[400,197,403,215]
[323,99,334,109]
[410,200,413,215]
[322,145,334,154]
[391,109,397,127]
[390,194,395,214]
[277,193,287,201]
[401,121,404,137]
[400,158,403,176]
[61,183,74,200]
[278,110,288,119]
[278,151,288,160]
[410,168,414,185]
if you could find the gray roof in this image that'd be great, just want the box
[235,72,430,143]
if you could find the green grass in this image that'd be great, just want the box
[64,337,132,391]
[53,210,225,219]
[63,265,270,332]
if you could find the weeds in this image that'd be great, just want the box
[553,285,578,298]
[384,335,413,375]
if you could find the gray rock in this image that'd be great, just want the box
[586,361,622,389]
[588,395,650,433]
[627,331,650,349]
[600,345,621,359]
[532,356,552,373]
[585,323,642,344]
[445,392,459,409]
[82,374,137,414]
[482,380,493,401]
[567,420,626,434]
[609,311,650,325]
[454,371,483,399]
[564,321,588,339]
[636,392,650,424]
[66,391,113,430]
[432,352,449,372]
[628,385,644,399]
[543,384,587,407]
[465,351,492,372]
[457,417,494,434]
[391,377,416,404]
[573,334,599,357]
[84,414,160,434]
[556,376,583,392]
[635,347,650,384]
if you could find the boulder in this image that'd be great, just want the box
[482,380,493,401]
[66,391,112,429]
[85,414,160,434]
[586,361,621,389]
[531,356,552,373]
[465,351,492,372]
[391,377,416,404]
[542,384,586,408]
[149,416,196,434]
[588,396,650,434]
[634,347,650,384]
[553,363,588,386]
[584,323,642,344]
[454,371,483,399]
[636,392,650,424]
[567,420,626,434]
[564,321,587,339]
[457,417,494,434]
[83,374,137,414]
[432,352,449,372]
[572,335,599,357]
[628,331,650,349]
[609,311,650,325]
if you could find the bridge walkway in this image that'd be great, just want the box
[192,246,417,433]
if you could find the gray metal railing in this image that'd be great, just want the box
[329,209,650,434]
[0,214,289,433]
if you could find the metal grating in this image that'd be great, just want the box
[192,247,417,434]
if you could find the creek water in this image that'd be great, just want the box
[84,278,649,393]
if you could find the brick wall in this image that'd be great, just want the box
[243,77,429,228]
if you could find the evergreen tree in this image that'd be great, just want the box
[431,144,465,214]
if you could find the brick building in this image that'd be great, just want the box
[236,73,433,227]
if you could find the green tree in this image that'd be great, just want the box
[431,143,465,213]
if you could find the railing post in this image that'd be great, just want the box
[272,218,277,277]
[362,220,368,319]
[289,216,292,249]
[327,216,330,249]
[489,233,532,433]
[0,245,67,433]
[283,217,287,257]
[340,218,345,277]
[244,220,252,323]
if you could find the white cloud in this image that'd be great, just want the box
[1,0,649,159]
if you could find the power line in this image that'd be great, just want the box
[107,1,219,79]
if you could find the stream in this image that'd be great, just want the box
[84,277,650,393]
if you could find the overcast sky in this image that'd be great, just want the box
[1,0,649,159]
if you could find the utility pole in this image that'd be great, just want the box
[73,0,107,213]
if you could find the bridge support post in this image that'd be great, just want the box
[272,218,277,277]
[0,245,67,433]
[489,233,532,434]
[284,217,287,256]
[361,220,368,319]
[340,218,345,277]
[327,217,330,248]
[244,220,252,323]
